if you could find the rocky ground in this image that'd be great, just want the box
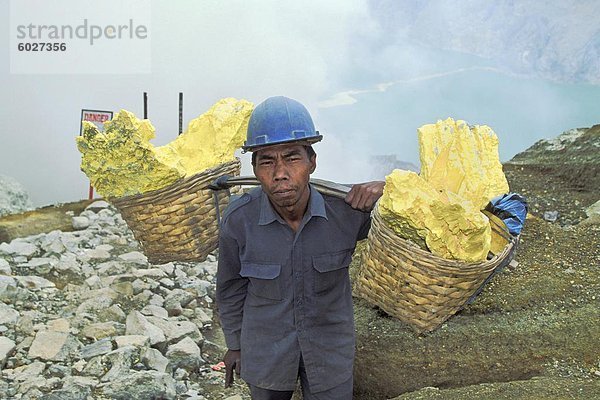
[0,200,250,400]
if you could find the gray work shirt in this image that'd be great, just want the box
[216,185,371,393]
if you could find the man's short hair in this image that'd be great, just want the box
[252,145,316,166]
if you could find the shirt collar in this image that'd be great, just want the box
[258,184,328,226]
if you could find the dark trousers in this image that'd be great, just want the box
[248,358,353,400]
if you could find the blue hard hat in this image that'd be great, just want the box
[242,96,323,152]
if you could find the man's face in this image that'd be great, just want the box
[253,143,316,210]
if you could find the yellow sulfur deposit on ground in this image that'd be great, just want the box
[378,118,508,263]
[76,98,253,198]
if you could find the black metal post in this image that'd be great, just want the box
[143,92,148,119]
[179,92,183,135]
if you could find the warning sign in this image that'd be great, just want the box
[80,109,113,134]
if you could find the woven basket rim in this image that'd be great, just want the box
[109,159,240,207]
[372,203,516,272]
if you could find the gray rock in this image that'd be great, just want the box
[72,216,90,230]
[543,210,559,222]
[97,207,116,218]
[59,233,82,253]
[114,335,150,348]
[131,278,149,294]
[586,200,600,217]
[0,240,37,257]
[149,293,165,306]
[85,200,111,213]
[72,359,87,373]
[28,331,79,361]
[141,347,170,373]
[100,370,176,400]
[78,248,111,263]
[164,289,195,316]
[81,321,125,339]
[165,337,204,371]
[81,355,107,377]
[63,375,99,388]
[132,289,153,305]
[0,259,11,275]
[95,244,114,252]
[0,336,16,369]
[0,174,33,217]
[125,311,165,345]
[14,275,56,290]
[101,346,138,382]
[146,316,202,344]
[47,318,70,332]
[55,253,81,273]
[0,276,17,296]
[97,304,126,323]
[16,335,34,352]
[76,290,116,314]
[0,302,19,325]
[141,304,169,319]
[194,308,213,325]
[96,261,128,275]
[39,231,67,255]
[134,268,167,279]
[173,367,189,380]
[17,377,46,395]
[159,277,175,288]
[110,281,134,296]
[13,255,27,263]
[201,260,218,275]
[84,275,102,289]
[118,251,148,265]
[158,262,175,275]
[180,277,212,297]
[46,364,69,378]
[19,257,57,274]
[15,311,39,336]
[13,360,45,381]
[79,338,114,360]
[38,382,91,400]
[174,266,187,280]
[79,286,119,301]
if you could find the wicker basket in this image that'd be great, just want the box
[109,159,241,264]
[355,205,517,334]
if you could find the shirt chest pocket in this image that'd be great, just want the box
[240,263,282,301]
[312,249,353,295]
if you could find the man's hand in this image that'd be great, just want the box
[345,181,385,211]
[223,349,241,388]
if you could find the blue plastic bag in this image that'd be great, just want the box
[486,193,528,236]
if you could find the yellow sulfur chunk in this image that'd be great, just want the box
[155,98,253,176]
[379,170,491,263]
[77,110,184,198]
[418,118,509,209]
[76,98,253,198]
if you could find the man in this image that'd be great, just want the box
[216,96,384,399]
